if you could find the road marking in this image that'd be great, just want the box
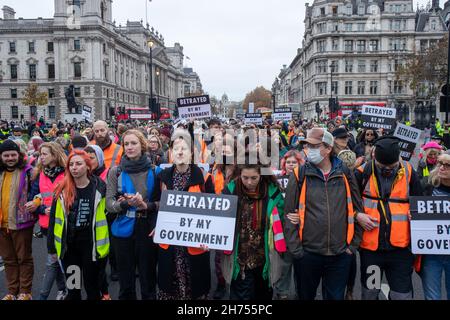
[381,283,390,300]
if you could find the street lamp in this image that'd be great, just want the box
[147,40,154,114]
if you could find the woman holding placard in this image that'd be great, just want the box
[221,161,286,300]
[421,154,450,300]
[157,132,214,300]
[106,129,161,300]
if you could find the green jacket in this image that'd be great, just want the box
[221,180,285,286]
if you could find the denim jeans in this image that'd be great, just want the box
[421,255,450,300]
[39,253,66,300]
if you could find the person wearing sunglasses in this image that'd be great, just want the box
[417,142,443,193]
[354,129,378,162]
[355,136,423,300]
[420,154,450,300]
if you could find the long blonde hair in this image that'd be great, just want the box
[32,142,67,180]
[429,154,450,187]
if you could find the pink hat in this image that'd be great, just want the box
[423,141,443,151]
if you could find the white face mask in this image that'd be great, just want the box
[307,148,324,165]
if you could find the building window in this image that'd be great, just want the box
[345,23,352,31]
[9,42,16,53]
[74,39,81,50]
[10,64,18,80]
[48,88,55,98]
[73,0,81,7]
[344,40,353,52]
[345,59,353,73]
[370,60,378,72]
[345,81,353,95]
[330,60,338,73]
[370,81,378,95]
[317,40,326,52]
[47,42,54,52]
[11,106,18,119]
[48,106,56,119]
[357,81,365,95]
[357,23,365,32]
[74,87,81,97]
[48,64,55,79]
[357,40,366,52]
[420,40,428,53]
[28,42,35,53]
[317,22,326,33]
[331,81,338,95]
[369,40,379,52]
[74,62,82,78]
[320,7,325,16]
[29,64,37,80]
[316,60,327,74]
[104,65,109,81]
[316,82,327,96]
[332,6,338,16]
[358,60,366,73]
[332,38,339,51]
[394,80,404,94]
[11,89,17,99]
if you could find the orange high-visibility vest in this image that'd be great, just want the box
[101,143,123,169]
[212,164,225,195]
[357,161,412,251]
[293,167,355,244]
[38,172,64,229]
[159,174,210,255]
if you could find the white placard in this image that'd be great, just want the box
[82,105,92,120]
[273,112,292,122]
[249,102,255,114]
[154,191,238,251]
[177,95,211,120]
[245,113,263,125]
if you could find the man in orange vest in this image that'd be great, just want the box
[92,121,123,169]
[283,127,364,300]
[355,137,423,300]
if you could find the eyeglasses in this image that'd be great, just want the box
[438,161,450,170]
[306,143,323,150]
[366,133,374,136]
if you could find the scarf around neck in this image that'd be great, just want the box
[44,166,65,179]
[120,154,152,174]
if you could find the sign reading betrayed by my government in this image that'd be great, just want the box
[177,95,211,120]
[361,105,397,131]
[393,123,422,161]
[153,190,238,251]
[410,196,450,255]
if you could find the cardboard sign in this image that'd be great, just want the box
[245,113,263,125]
[277,175,289,197]
[410,196,450,255]
[177,95,211,120]
[361,105,397,131]
[393,123,422,161]
[154,190,238,251]
[82,105,92,120]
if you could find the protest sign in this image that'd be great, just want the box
[393,123,422,161]
[245,113,263,125]
[361,105,397,131]
[177,95,211,120]
[154,190,238,251]
[273,107,292,122]
[410,196,450,255]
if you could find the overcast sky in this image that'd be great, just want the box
[0,0,438,101]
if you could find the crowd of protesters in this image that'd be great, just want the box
[0,115,449,301]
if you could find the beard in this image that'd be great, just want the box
[96,135,111,150]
